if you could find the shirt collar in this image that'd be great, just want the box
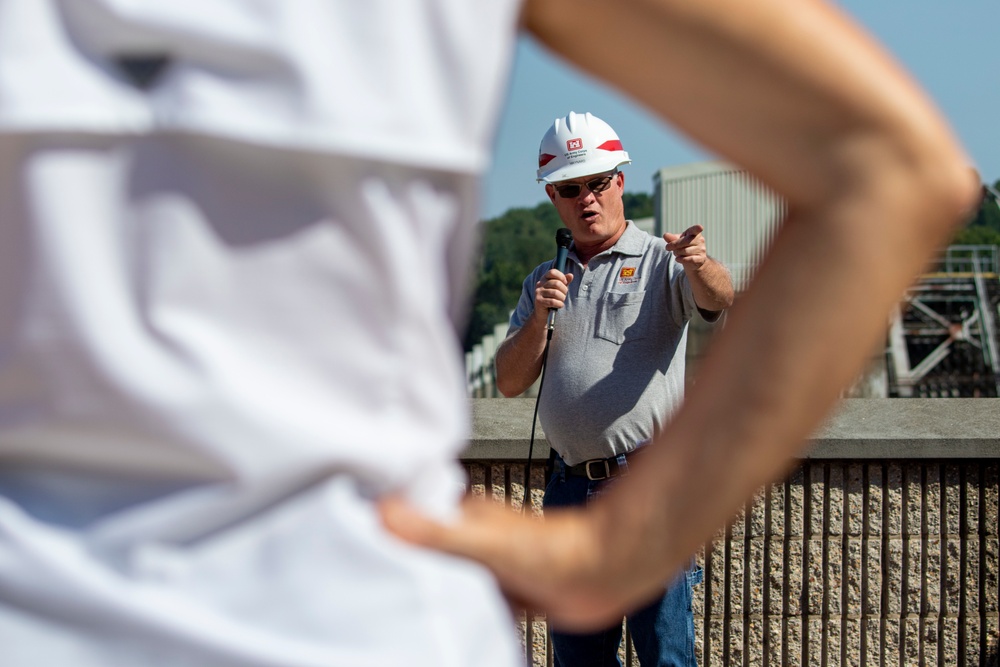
[595,219,645,258]
[568,220,645,266]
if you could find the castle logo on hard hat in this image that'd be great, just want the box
[565,137,587,164]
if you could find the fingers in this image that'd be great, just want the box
[683,224,705,238]
[664,225,707,266]
[381,495,565,617]
[542,268,573,286]
[663,224,704,249]
[380,496,460,551]
[380,494,658,632]
[381,495,530,567]
[534,270,573,310]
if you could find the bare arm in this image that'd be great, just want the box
[494,268,573,397]
[687,257,732,314]
[494,319,547,397]
[384,0,977,630]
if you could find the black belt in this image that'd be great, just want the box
[565,453,631,481]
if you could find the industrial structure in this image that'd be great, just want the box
[890,245,1000,397]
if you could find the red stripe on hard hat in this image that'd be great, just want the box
[538,153,556,167]
[597,140,623,151]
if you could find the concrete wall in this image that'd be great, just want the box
[464,399,1000,666]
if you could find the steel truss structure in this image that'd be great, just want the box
[888,245,1000,397]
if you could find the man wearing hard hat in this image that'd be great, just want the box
[495,111,735,667]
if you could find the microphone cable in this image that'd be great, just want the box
[521,227,571,513]
[521,326,554,513]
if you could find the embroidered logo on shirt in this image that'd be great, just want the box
[618,266,639,286]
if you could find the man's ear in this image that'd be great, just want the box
[617,171,625,189]
[545,184,557,203]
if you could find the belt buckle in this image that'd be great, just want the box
[585,459,611,481]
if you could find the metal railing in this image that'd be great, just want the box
[935,245,1000,276]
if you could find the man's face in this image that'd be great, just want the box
[545,170,626,246]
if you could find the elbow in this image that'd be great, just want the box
[902,138,981,238]
[886,108,981,232]
[704,292,734,315]
[713,267,736,311]
[495,374,522,398]
[720,284,736,310]
[822,122,981,251]
[493,343,529,397]
[912,162,981,260]
[938,162,983,233]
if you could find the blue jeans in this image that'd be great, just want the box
[544,454,702,667]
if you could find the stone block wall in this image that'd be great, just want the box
[461,459,1000,666]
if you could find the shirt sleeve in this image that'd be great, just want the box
[506,263,548,335]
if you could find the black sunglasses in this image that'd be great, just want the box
[552,171,618,199]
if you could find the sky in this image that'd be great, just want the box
[481,1,999,220]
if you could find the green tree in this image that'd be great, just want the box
[463,202,561,350]
[622,191,654,219]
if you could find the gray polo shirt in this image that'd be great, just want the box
[507,221,700,465]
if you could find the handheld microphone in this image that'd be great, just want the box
[546,228,574,331]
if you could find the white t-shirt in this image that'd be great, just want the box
[0,0,515,172]
[0,1,525,665]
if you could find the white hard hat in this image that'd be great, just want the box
[536,112,631,183]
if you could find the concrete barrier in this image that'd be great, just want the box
[464,398,1000,666]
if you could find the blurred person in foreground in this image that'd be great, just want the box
[494,110,733,666]
[383,0,978,637]
[0,0,977,665]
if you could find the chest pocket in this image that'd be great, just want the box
[595,291,649,344]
